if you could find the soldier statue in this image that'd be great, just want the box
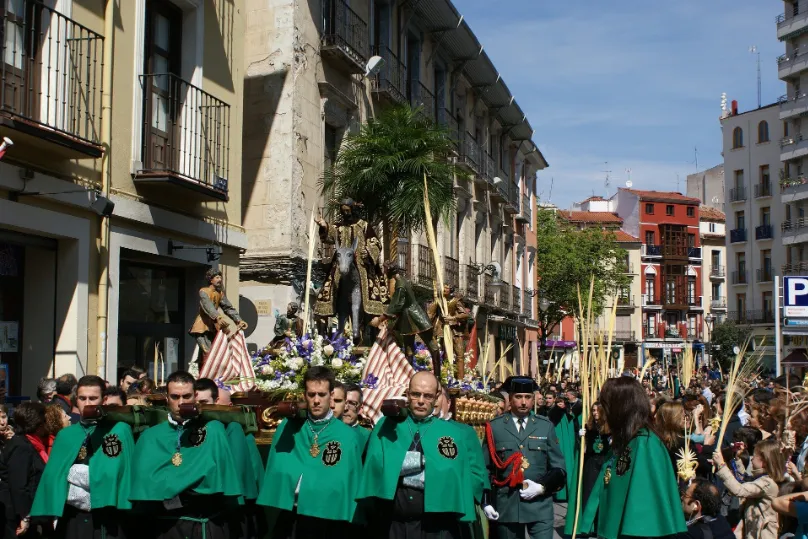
[271,302,304,346]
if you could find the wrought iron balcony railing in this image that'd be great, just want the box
[408,79,434,122]
[457,132,480,173]
[445,256,459,290]
[370,45,406,103]
[731,270,748,284]
[755,181,772,198]
[756,225,773,240]
[138,73,230,199]
[437,107,459,148]
[729,186,746,202]
[730,228,747,243]
[756,268,773,283]
[711,297,727,309]
[710,265,725,278]
[321,0,368,73]
[416,244,434,287]
[466,264,479,301]
[0,0,104,154]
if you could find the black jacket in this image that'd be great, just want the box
[0,435,46,520]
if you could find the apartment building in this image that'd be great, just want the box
[558,201,643,370]
[686,164,725,212]
[611,189,704,363]
[241,0,546,374]
[720,102,781,367]
[699,206,727,347]
[0,0,246,396]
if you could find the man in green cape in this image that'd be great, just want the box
[129,371,245,539]
[547,395,579,503]
[30,375,135,539]
[482,377,566,539]
[257,366,364,538]
[357,371,488,538]
[341,383,371,449]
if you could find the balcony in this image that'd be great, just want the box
[784,261,808,276]
[408,79,435,122]
[731,270,748,285]
[778,48,808,79]
[711,297,727,310]
[728,310,749,324]
[612,330,636,342]
[754,181,773,198]
[136,74,230,201]
[370,46,406,104]
[688,247,702,259]
[522,288,531,316]
[688,296,704,310]
[615,296,635,309]
[730,228,747,243]
[499,281,511,311]
[748,309,775,324]
[513,285,521,313]
[465,264,479,301]
[729,186,747,203]
[710,265,726,279]
[482,153,496,184]
[396,239,411,276]
[516,193,532,223]
[780,175,808,203]
[445,256,459,290]
[756,224,774,240]
[416,244,434,288]
[687,328,703,340]
[437,108,459,150]
[642,244,662,257]
[780,133,808,162]
[777,2,808,41]
[484,273,498,306]
[0,1,104,158]
[779,92,808,120]
[456,133,480,175]
[642,295,662,308]
[321,0,368,73]
[623,262,635,273]
[782,218,808,245]
[756,268,774,283]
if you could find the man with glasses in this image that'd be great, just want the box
[357,371,487,538]
[341,383,370,448]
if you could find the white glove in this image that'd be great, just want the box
[519,479,545,500]
[579,428,586,437]
[483,505,500,520]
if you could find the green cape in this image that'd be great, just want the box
[554,413,578,503]
[257,416,363,522]
[579,429,686,539]
[129,418,244,501]
[31,421,135,517]
[245,433,265,492]
[357,415,487,522]
[225,423,259,501]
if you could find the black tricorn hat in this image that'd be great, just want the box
[501,376,539,395]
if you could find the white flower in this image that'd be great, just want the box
[260,365,274,376]
[331,358,344,369]
[293,357,305,370]
[323,344,335,357]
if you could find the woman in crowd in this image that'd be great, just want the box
[0,406,14,451]
[714,438,784,539]
[580,402,610,507]
[0,402,49,538]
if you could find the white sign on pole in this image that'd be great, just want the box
[784,277,808,317]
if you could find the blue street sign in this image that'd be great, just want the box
[785,318,808,326]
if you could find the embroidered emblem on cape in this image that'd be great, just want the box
[188,425,207,447]
[616,446,632,476]
[102,434,122,458]
[437,436,458,459]
[322,441,342,466]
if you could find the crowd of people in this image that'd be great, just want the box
[3,360,808,539]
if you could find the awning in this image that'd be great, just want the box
[783,348,808,365]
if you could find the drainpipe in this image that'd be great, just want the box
[96,0,116,378]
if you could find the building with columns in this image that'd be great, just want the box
[241,0,546,375]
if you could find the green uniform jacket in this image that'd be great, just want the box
[352,423,371,450]
[386,275,432,335]
[357,415,487,522]
[257,416,363,522]
[580,429,686,539]
[484,412,565,525]
[129,419,243,501]
[225,423,259,501]
[31,421,135,517]
[246,433,265,492]
[554,412,578,503]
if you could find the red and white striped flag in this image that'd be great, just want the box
[361,328,415,423]
[199,330,256,393]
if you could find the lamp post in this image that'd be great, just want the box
[705,313,716,368]
[539,297,550,376]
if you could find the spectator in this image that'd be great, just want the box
[44,405,69,440]
[0,402,48,537]
[194,378,219,405]
[0,405,13,450]
[102,387,126,406]
[681,479,734,539]
[53,374,78,422]
[36,378,56,404]
[217,387,232,406]
[118,367,147,393]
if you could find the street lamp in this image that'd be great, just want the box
[539,297,550,313]
[704,313,716,368]
[538,296,552,376]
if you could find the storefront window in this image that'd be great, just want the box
[0,243,23,397]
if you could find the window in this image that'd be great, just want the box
[734,170,744,189]
[711,250,720,266]
[645,314,656,337]
[688,276,696,303]
[324,124,338,170]
[760,165,770,184]
[688,233,696,247]
[645,277,655,301]
[687,206,695,217]
[758,121,769,143]
[645,203,654,215]
[709,222,716,233]
[762,249,772,276]
[732,126,743,148]
[737,252,746,273]
[761,207,771,227]
[666,205,674,216]
[763,292,773,316]
[785,120,790,137]
[711,282,721,298]
[735,211,745,230]
[645,231,655,245]
[736,294,746,316]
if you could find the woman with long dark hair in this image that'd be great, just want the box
[0,402,49,538]
[578,377,686,539]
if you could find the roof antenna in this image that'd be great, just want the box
[602,162,611,191]
[548,176,554,202]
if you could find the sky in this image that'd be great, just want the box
[456,0,785,209]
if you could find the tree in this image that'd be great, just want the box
[709,321,751,370]
[320,105,463,259]
[535,209,630,360]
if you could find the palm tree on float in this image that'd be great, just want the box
[321,105,463,263]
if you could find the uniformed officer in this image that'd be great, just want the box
[482,376,566,539]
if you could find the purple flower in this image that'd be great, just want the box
[362,374,379,389]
